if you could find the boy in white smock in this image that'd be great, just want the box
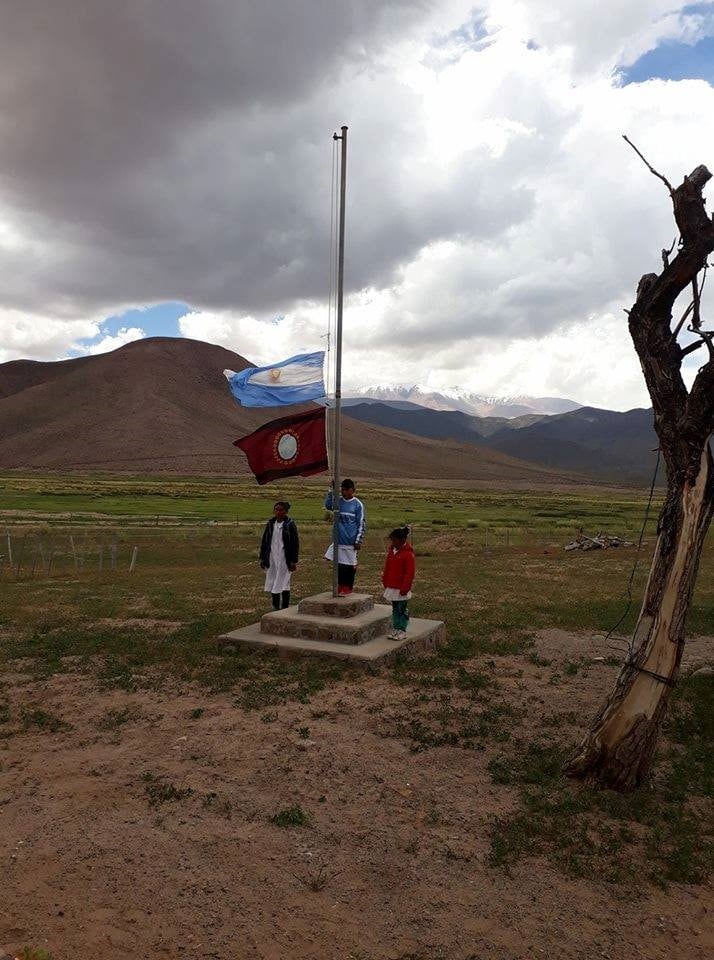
[323,479,366,595]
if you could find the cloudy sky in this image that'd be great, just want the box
[2,1,714,409]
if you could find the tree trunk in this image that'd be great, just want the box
[565,159,714,790]
[567,443,714,790]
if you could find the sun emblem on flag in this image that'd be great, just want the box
[274,429,299,463]
[268,367,281,382]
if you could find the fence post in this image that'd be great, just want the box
[30,537,40,578]
[129,546,138,572]
[15,533,27,578]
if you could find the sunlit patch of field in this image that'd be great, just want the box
[0,473,711,960]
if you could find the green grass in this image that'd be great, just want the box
[270,804,311,828]
[97,706,135,730]
[387,692,523,752]
[0,475,711,889]
[488,672,713,885]
[0,471,665,534]
[1,482,712,699]
[141,772,194,807]
[20,707,68,733]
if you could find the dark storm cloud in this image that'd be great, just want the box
[4,0,503,315]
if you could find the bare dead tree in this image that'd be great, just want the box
[566,142,714,791]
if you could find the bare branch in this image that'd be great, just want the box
[673,166,714,245]
[672,300,694,339]
[623,135,673,194]
[691,275,702,330]
[661,236,677,268]
[704,331,714,364]
[680,338,706,358]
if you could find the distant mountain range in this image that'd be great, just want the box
[345,385,582,419]
[343,402,659,483]
[0,337,582,487]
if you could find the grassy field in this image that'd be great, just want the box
[0,474,712,957]
[0,471,662,534]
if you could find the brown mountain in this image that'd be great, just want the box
[0,337,584,486]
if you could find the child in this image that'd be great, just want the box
[323,478,366,595]
[259,500,299,610]
[382,526,415,640]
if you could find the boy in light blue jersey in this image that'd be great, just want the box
[324,478,366,595]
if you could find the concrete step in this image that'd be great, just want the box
[260,603,391,645]
[218,617,446,665]
[297,591,374,618]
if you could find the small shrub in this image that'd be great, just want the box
[21,708,67,733]
[142,772,193,807]
[271,804,311,828]
[97,707,133,731]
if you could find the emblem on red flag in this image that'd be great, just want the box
[233,407,328,485]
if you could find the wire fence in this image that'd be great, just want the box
[0,519,661,581]
[0,528,138,579]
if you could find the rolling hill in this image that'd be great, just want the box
[0,337,585,487]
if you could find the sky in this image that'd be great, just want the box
[2,1,714,410]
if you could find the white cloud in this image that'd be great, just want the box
[1,1,713,412]
[0,310,101,363]
[84,326,146,355]
[483,1,713,72]
[0,311,146,363]
[179,298,648,409]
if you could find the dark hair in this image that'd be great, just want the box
[389,526,410,542]
[341,478,355,489]
[274,500,291,512]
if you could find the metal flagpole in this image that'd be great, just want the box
[331,125,348,598]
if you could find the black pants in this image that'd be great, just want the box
[337,564,356,589]
[271,591,291,610]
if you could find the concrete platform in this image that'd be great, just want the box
[297,591,374,617]
[261,603,391,645]
[218,614,446,665]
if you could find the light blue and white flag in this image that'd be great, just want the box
[223,351,326,408]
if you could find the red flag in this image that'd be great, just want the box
[233,407,328,485]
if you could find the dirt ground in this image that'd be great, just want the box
[1,631,712,960]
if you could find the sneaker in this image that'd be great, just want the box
[387,629,400,640]
[395,629,407,641]
[337,586,350,596]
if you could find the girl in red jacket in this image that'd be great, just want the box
[382,526,415,640]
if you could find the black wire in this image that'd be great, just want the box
[603,446,661,652]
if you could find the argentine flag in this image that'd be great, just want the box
[223,350,326,407]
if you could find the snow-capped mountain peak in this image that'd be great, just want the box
[349,385,582,419]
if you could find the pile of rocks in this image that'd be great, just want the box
[564,530,633,551]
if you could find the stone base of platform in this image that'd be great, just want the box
[218,590,445,665]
